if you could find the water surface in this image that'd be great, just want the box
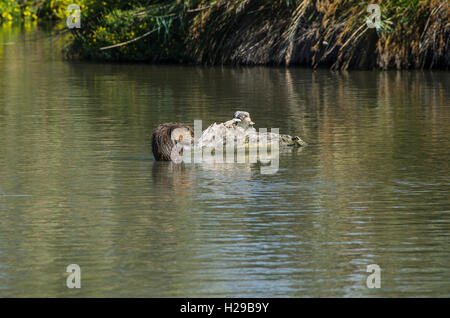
[0,26,449,297]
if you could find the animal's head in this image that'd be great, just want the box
[152,123,193,161]
[171,127,193,147]
[233,111,255,128]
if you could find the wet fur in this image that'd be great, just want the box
[151,123,194,161]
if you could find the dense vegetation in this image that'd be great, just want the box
[1,0,449,69]
[0,0,37,22]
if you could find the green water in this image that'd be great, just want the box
[0,26,449,297]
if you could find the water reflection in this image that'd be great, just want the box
[0,26,449,297]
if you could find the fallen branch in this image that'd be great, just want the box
[100,28,159,50]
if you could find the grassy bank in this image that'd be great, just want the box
[1,0,449,69]
[189,0,449,69]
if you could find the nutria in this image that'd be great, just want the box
[151,123,194,161]
[152,113,306,162]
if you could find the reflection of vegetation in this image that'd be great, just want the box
[1,0,449,69]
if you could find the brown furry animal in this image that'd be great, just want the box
[151,123,194,161]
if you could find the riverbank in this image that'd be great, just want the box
[2,1,449,70]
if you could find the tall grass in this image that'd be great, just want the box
[188,0,449,69]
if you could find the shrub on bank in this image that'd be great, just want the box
[66,1,190,62]
[0,0,38,23]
